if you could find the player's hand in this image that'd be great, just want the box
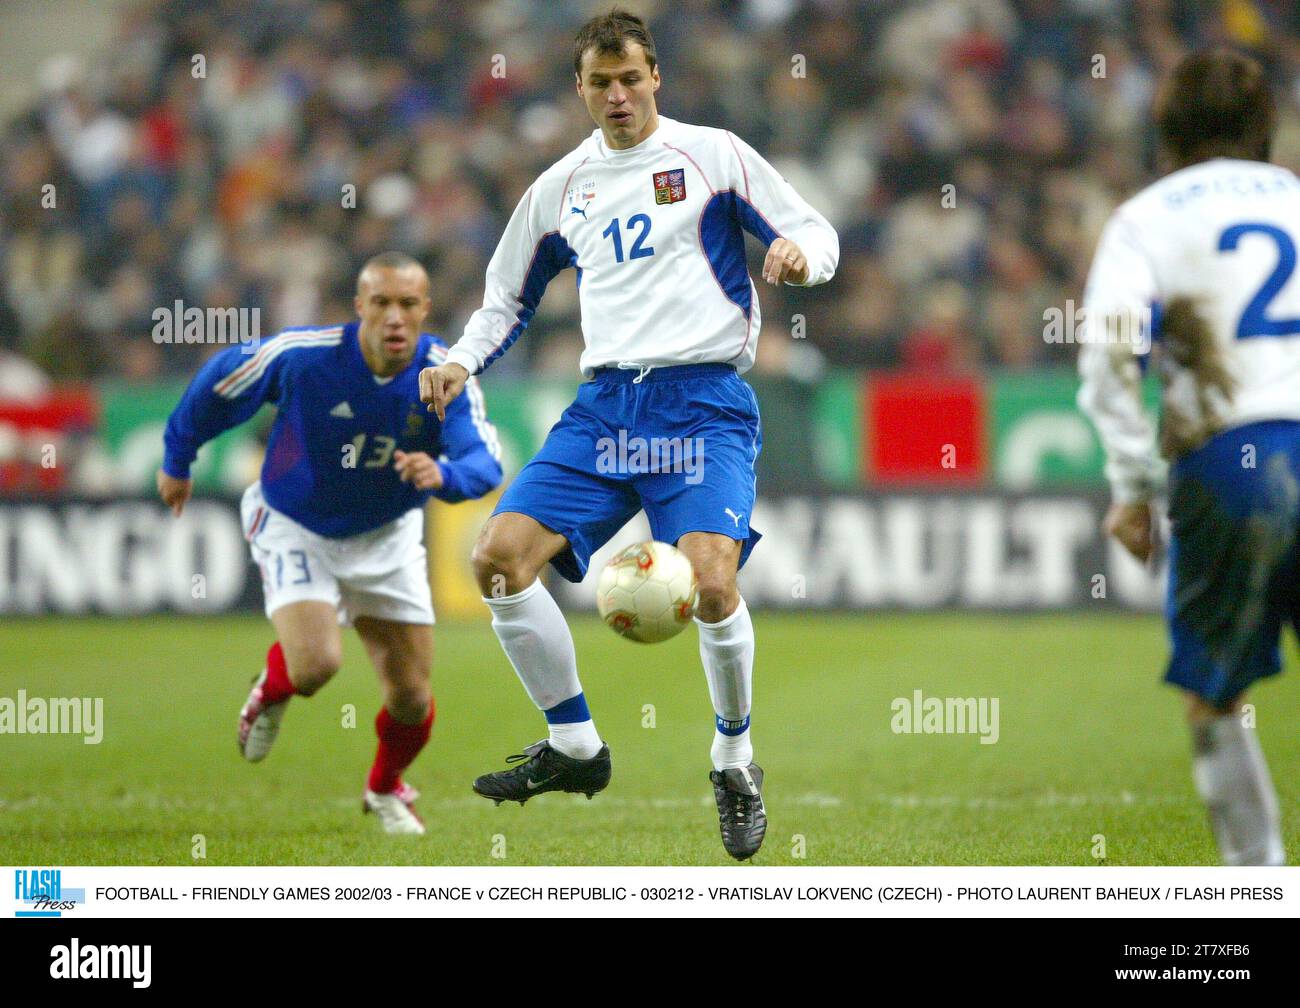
[394,450,443,491]
[762,238,809,286]
[157,470,193,517]
[1104,500,1155,563]
[418,362,469,421]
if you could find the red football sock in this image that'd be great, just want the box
[368,703,435,794]
[261,641,296,705]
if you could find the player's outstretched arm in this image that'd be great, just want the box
[160,337,290,514]
[442,180,575,378]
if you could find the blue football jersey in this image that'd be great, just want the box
[163,323,503,537]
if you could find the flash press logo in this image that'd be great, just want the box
[14,869,84,918]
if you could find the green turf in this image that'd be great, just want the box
[1,613,1296,865]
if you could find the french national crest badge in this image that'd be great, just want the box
[653,168,686,205]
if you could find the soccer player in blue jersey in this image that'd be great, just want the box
[1080,50,1298,864]
[419,10,839,859]
[159,252,503,834]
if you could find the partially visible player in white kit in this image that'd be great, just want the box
[159,253,503,835]
[1079,49,1299,864]
[419,9,838,859]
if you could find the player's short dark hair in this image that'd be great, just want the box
[357,251,425,292]
[572,8,656,77]
[1155,48,1274,169]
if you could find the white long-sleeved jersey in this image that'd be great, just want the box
[1078,158,1300,502]
[446,115,839,379]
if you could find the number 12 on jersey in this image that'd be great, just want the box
[602,214,655,263]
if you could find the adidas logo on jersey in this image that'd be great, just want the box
[329,401,354,418]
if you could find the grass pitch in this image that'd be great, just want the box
[2,612,1296,866]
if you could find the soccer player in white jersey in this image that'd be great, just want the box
[159,253,503,834]
[1079,49,1298,864]
[419,9,838,859]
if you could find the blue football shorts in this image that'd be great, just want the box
[494,363,762,582]
[1164,419,1300,706]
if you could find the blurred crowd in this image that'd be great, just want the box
[1,0,1298,388]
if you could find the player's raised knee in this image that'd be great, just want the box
[472,521,543,597]
[471,538,534,597]
[694,569,739,624]
[677,535,741,623]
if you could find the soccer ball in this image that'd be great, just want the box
[596,541,699,643]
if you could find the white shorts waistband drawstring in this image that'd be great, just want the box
[616,361,654,384]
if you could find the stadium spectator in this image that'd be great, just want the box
[0,0,1295,381]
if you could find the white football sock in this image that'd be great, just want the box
[547,719,602,760]
[1192,715,1285,866]
[697,596,754,771]
[484,579,601,759]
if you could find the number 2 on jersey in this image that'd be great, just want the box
[602,215,655,263]
[1218,222,1300,338]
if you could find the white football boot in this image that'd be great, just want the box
[363,781,426,835]
[237,669,289,762]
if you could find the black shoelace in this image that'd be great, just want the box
[499,747,555,778]
[721,791,759,829]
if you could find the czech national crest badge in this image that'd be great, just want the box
[653,168,686,205]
